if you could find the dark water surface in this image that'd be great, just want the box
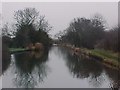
[2,46,120,88]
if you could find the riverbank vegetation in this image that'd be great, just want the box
[56,14,119,69]
[91,49,119,62]
[2,8,52,53]
[2,8,119,70]
[9,48,28,54]
[89,49,119,69]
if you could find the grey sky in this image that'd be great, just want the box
[2,2,118,38]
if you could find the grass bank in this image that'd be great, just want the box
[90,49,119,62]
[61,44,120,70]
[9,48,29,54]
[89,49,120,70]
[80,48,120,70]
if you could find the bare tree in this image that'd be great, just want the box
[14,8,51,32]
[2,23,10,37]
[14,8,39,27]
[13,8,52,48]
[59,14,105,49]
[35,16,52,33]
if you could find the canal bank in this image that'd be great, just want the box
[60,44,120,71]
[2,46,120,88]
[9,48,30,54]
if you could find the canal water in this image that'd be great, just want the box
[2,46,120,88]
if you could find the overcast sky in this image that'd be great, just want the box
[2,2,118,38]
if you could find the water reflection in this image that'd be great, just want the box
[58,47,120,88]
[104,67,120,89]
[2,43,11,74]
[13,49,49,88]
[2,46,120,88]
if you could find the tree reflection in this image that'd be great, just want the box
[59,47,120,88]
[2,43,11,74]
[104,67,120,89]
[13,49,49,88]
[59,47,104,87]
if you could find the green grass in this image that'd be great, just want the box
[90,49,120,62]
[9,48,27,52]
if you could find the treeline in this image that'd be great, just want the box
[57,14,119,52]
[96,27,119,52]
[2,8,52,49]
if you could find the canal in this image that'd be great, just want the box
[2,46,120,88]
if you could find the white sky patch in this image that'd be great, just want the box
[1,2,118,38]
